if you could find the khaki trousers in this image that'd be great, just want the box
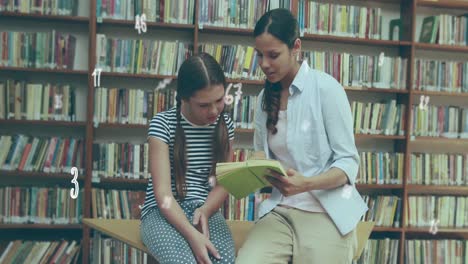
[235,206,357,264]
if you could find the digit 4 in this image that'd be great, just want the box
[135,14,147,34]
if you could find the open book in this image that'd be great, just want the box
[216,159,287,199]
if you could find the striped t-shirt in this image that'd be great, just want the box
[141,107,235,219]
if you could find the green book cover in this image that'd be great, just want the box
[216,159,287,200]
[419,16,439,43]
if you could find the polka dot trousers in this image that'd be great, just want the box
[140,200,236,264]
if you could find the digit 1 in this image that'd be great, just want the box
[92,68,102,87]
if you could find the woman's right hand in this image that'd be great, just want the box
[187,231,220,264]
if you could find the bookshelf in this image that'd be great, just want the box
[1,0,467,263]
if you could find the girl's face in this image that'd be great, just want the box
[255,32,298,83]
[183,84,225,126]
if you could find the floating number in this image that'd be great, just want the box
[429,219,439,235]
[419,95,430,111]
[92,68,102,87]
[135,14,147,34]
[224,83,243,105]
[70,167,79,199]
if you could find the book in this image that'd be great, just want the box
[389,18,402,41]
[216,159,287,199]
[419,16,439,43]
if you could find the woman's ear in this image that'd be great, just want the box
[293,38,301,55]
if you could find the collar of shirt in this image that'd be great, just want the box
[289,60,310,95]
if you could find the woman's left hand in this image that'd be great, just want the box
[193,206,210,239]
[265,168,309,197]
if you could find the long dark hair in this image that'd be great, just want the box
[254,8,299,134]
[174,53,229,199]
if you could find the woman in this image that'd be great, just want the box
[236,9,368,264]
[140,53,236,264]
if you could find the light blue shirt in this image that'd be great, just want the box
[254,61,368,236]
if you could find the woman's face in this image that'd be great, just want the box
[184,84,225,125]
[255,32,297,83]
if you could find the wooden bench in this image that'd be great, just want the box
[83,218,374,262]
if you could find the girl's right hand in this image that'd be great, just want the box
[187,231,220,264]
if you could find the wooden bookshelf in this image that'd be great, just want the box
[0,224,82,230]
[101,72,177,79]
[414,42,468,53]
[92,177,149,189]
[0,12,89,23]
[356,184,404,190]
[411,136,468,144]
[0,66,88,75]
[0,170,85,181]
[417,0,468,9]
[198,25,254,35]
[405,227,468,239]
[95,123,148,129]
[1,0,467,263]
[412,90,468,97]
[373,227,403,232]
[0,119,87,127]
[345,87,408,94]
[355,134,406,140]
[302,33,412,47]
[231,129,407,140]
[406,184,468,195]
[100,19,195,31]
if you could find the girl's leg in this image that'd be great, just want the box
[140,208,196,264]
[206,211,236,264]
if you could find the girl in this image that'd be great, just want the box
[236,9,368,264]
[140,53,236,264]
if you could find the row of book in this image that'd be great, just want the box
[409,153,468,186]
[297,1,383,39]
[91,189,145,220]
[420,15,468,46]
[0,187,83,224]
[413,59,468,93]
[301,52,408,90]
[91,233,149,264]
[0,135,85,173]
[92,142,149,179]
[91,146,255,180]
[201,43,409,89]
[0,0,78,16]
[411,106,468,138]
[405,239,468,264]
[351,100,406,136]
[13,83,248,128]
[221,192,270,221]
[0,240,81,264]
[97,0,195,24]
[361,195,401,228]
[0,31,76,69]
[356,152,404,185]
[354,238,399,264]
[226,95,257,129]
[93,87,176,125]
[0,80,77,121]
[406,196,468,228]
[96,34,192,76]
[199,44,264,80]
[197,0,290,29]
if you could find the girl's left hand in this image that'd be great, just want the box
[193,206,210,239]
[265,168,308,197]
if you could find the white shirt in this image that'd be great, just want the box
[254,61,368,235]
[268,110,325,212]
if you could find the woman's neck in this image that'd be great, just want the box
[280,62,301,91]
